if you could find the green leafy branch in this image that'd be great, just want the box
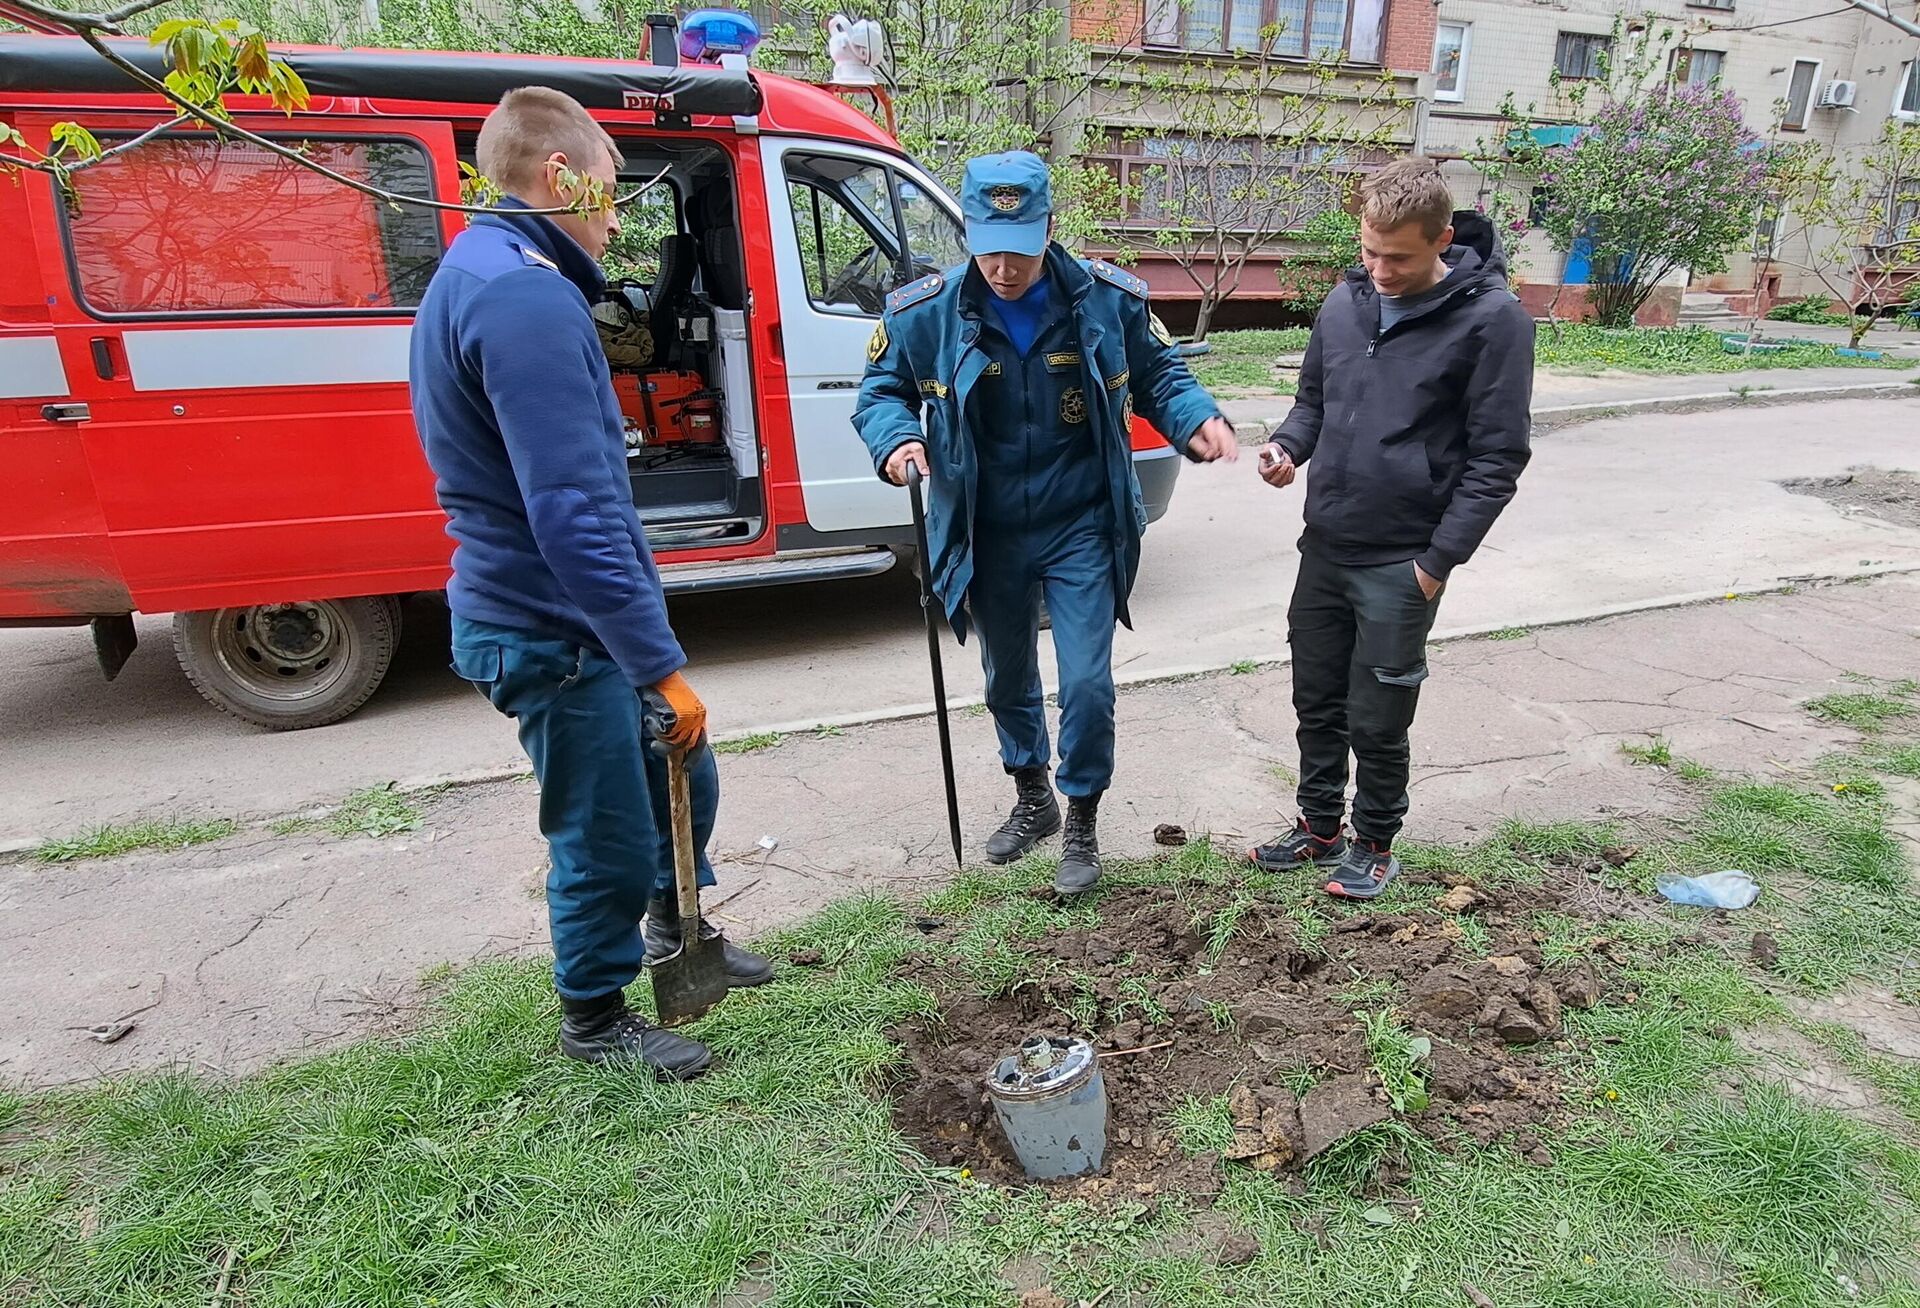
[0,0,653,219]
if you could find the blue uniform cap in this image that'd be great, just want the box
[961,151,1053,257]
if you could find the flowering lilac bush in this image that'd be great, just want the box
[1537,82,1766,327]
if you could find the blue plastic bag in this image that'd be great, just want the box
[1656,870,1760,910]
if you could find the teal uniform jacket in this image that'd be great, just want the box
[852,245,1223,638]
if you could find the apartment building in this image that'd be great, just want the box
[1425,0,1920,322]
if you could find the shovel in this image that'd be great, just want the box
[905,463,965,868]
[649,746,729,1026]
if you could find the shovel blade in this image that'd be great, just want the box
[651,933,729,1026]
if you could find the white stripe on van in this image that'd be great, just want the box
[124,324,412,392]
[0,336,71,400]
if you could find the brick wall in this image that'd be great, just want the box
[1380,0,1435,76]
[1071,0,1141,44]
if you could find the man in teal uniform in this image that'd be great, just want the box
[854,151,1236,894]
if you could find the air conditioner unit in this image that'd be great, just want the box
[1818,79,1859,109]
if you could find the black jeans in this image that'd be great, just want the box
[1287,548,1443,846]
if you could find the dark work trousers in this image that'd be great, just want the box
[1287,548,1443,846]
[449,615,719,1002]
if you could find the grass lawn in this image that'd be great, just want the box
[5,711,1920,1305]
[1188,324,1916,397]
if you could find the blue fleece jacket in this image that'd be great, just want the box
[410,200,685,688]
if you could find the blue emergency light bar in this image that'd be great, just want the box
[679,9,762,63]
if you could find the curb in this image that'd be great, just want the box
[6,569,1918,858]
[1228,376,1920,443]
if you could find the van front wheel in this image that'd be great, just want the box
[174,596,402,730]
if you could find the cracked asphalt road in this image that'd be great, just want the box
[3,574,1917,1085]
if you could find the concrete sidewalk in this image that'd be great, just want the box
[3,574,1917,1087]
[1219,363,1920,434]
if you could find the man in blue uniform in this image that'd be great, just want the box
[854,151,1236,894]
[410,87,772,1079]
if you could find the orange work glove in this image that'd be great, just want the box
[641,670,707,754]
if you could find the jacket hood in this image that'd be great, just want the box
[1347,208,1512,303]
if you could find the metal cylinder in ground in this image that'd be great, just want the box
[985,1035,1107,1180]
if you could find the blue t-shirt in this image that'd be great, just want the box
[987,274,1054,356]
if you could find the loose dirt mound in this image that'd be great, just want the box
[889,870,1621,1196]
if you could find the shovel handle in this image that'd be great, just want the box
[667,747,701,926]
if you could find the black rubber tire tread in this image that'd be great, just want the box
[173,595,402,731]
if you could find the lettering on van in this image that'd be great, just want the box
[623,91,677,112]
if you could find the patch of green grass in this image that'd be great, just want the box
[1168,1093,1237,1156]
[1676,781,1907,894]
[1487,626,1532,641]
[1807,692,1915,734]
[323,784,424,839]
[1532,323,1915,375]
[714,731,784,755]
[1862,742,1920,779]
[1204,999,1237,1033]
[34,816,237,863]
[10,769,1920,1308]
[1268,763,1299,786]
[1621,737,1673,768]
[1355,1010,1430,1114]
[1498,818,1615,862]
[1676,757,1716,782]
[1334,974,1402,1011]
[812,723,845,739]
[1230,659,1258,676]
[1187,329,1311,394]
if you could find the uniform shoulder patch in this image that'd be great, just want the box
[519,244,560,272]
[886,273,946,315]
[1087,259,1149,300]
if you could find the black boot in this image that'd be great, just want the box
[644,896,775,988]
[1055,793,1103,894]
[985,766,1062,865]
[558,990,712,1078]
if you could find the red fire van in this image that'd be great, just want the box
[0,26,1184,727]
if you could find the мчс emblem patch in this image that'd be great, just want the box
[1061,387,1087,425]
[988,185,1022,213]
[867,321,889,364]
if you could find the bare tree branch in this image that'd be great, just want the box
[1840,0,1920,39]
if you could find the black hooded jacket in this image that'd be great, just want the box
[1272,210,1535,581]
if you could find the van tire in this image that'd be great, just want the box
[174,596,402,731]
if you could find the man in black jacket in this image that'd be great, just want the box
[1251,157,1534,899]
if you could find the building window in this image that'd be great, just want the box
[1083,130,1382,230]
[64,135,440,316]
[1878,178,1917,248]
[1672,47,1724,86]
[1686,0,1734,10]
[1554,31,1611,81]
[1782,58,1822,131]
[1146,0,1388,62]
[1896,61,1919,121]
[1433,21,1470,102]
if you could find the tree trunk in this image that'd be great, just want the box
[1849,315,1872,350]
[1190,295,1218,345]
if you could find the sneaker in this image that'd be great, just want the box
[1324,838,1401,900]
[645,898,775,989]
[1249,817,1348,873]
[985,766,1062,864]
[1054,793,1102,895]
[558,991,713,1078]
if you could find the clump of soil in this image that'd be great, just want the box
[889,866,1625,1197]
[1783,468,1920,533]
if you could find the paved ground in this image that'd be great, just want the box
[3,394,1918,846]
[3,573,1917,1086]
